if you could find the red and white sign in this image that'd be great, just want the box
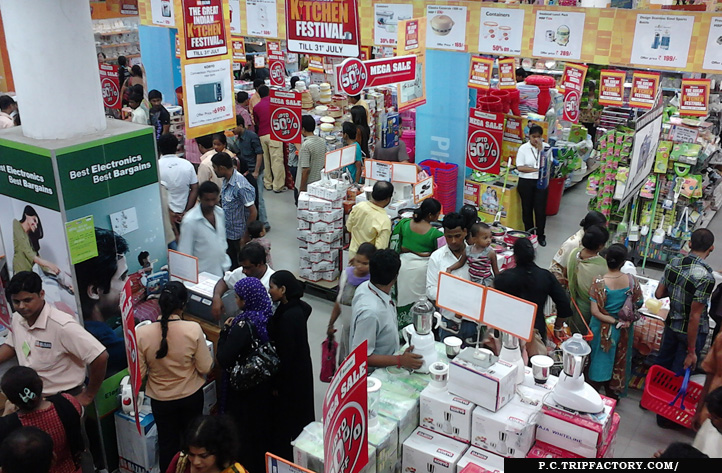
[120,279,141,434]
[497,58,517,90]
[629,71,660,110]
[335,56,417,96]
[308,55,324,73]
[468,56,494,90]
[232,38,247,66]
[403,19,420,51]
[99,63,121,110]
[680,78,710,117]
[267,41,286,87]
[598,70,625,107]
[323,341,368,473]
[285,0,360,57]
[561,63,588,124]
[270,89,302,144]
[181,0,228,59]
[467,109,504,175]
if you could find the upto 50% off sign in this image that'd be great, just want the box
[467,129,500,172]
[271,107,300,142]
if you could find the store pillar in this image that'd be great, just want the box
[0,0,106,139]
[139,25,182,105]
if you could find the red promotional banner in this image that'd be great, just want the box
[99,63,121,110]
[497,58,517,90]
[468,56,494,90]
[629,71,660,110]
[467,109,505,175]
[267,41,286,87]
[120,279,141,434]
[323,341,368,473]
[270,90,302,144]
[308,55,324,73]
[561,63,588,124]
[285,0,360,57]
[232,38,247,66]
[335,56,417,95]
[680,79,710,117]
[403,19,420,52]
[598,70,625,107]
[181,0,228,59]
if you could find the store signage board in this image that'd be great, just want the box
[426,5,468,51]
[246,0,278,38]
[481,287,535,342]
[598,70,625,107]
[99,63,121,110]
[325,145,357,173]
[181,0,228,59]
[266,454,315,473]
[150,0,175,27]
[168,249,199,284]
[119,278,142,434]
[478,7,525,56]
[267,41,286,87]
[285,0,360,57]
[623,103,664,206]
[228,0,241,35]
[467,109,504,175]
[436,272,485,322]
[323,341,368,473]
[374,3,413,46]
[183,59,234,129]
[497,58,517,90]
[669,125,699,144]
[397,18,427,112]
[232,38,247,66]
[414,176,434,204]
[308,56,324,73]
[703,17,722,71]
[468,56,494,90]
[679,78,710,117]
[629,71,660,110]
[335,56,417,96]
[370,161,392,181]
[532,10,585,61]
[630,14,694,69]
[561,63,588,124]
[363,160,416,184]
[269,90,302,143]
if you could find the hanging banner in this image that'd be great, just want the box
[397,18,426,112]
[335,56,416,96]
[561,62,588,124]
[285,0,360,57]
[150,0,175,26]
[598,70,625,107]
[679,78,710,117]
[120,279,142,434]
[99,63,121,110]
[181,0,228,59]
[246,0,278,38]
[267,41,286,87]
[468,56,494,90]
[497,57,517,90]
[323,341,368,473]
[467,109,504,175]
[232,37,247,66]
[308,56,324,73]
[629,71,660,109]
[629,14,695,70]
[270,89,302,144]
[374,3,414,47]
[478,7,525,56]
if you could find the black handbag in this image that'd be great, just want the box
[228,320,281,391]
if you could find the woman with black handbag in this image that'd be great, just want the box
[217,277,275,473]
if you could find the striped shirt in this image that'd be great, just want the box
[220,170,256,240]
[467,245,494,285]
[299,135,326,186]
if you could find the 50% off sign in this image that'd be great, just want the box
[466,110,504,175]
[269,89,302,144]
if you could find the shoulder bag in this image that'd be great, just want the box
[617,274,641,323]
[228,320,281,391]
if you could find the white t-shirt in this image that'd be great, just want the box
[693,419,722,458]
[516,141,542,180]
[224,266,275,292]
[131,107,148,125]
[159,155,199,213]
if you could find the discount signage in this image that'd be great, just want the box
[598,70,625,107]
[232,38,246,66]
[679,78,710,117]
[467,109,504,175]
[629,71,660,109]
[270,90,302,144]
[335,56,417,96]
[285,0,360,57]
[99,63,121,109]
[120,279,142,434]
[181,0,228,59]
[561,62,588,123]
[497,57,516,90]
[323,341,368,473]
[267,41,286,87]
[468,56,494,90]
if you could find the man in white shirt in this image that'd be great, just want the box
[128,93,148,125]
[0,95,17,128]
[426,212,477,343]
[515,124,548,246]
[178,181,230,277]
[157,133,199,232]
[196,134,223,189]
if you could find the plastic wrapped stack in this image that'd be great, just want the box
[418,160,459,215]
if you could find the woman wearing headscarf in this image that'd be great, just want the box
[216,277,274,473]
[267,271,315,460]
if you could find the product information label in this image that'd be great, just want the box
[598,70,625,106]
[467,109,505,175]
[246,0,278,38]
[629,71,660,109]
[630,14,694,69]
[183,59,234,128]
[703,17,722,71]
[374,3,413,46]
[286,0,361,57]
[478,7,525,56]
[182,0,228,59]
[150,0,175,27]
[679,78,710,117]
[498,58,517,90]
[99,63,121,110]
[270,90,302,144]
[561,62,588,124]
[65,215,98,265]
[426,5,467,51]
[532,10,585,60]
[468,56,494,90]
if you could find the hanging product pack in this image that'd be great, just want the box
[228,320,281,391]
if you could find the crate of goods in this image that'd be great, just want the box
[641,365,702,429]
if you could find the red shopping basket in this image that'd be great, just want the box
[641,365,702,428]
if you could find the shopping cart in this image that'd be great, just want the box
[641,365,702,428]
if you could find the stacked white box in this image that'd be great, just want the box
[292,421,377,473]
[369,416,400,473]
[448,348,517,412]
[455,446,505,473]
[419,386,475,443]
[402,427,469,473]
[297,191,344,282]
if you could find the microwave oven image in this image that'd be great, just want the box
[194,82,223,104]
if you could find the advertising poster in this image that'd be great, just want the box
[183,60,234,129]
[269,89,302,144]
[267,41,286,87]
[468,56,494,90]
[598,70,626,107]
[246,0,278,38]
[426,5,467,52]
[532,10,585,60]
[335,56,417,96]
[119,278,141,434]
[478,7,525,56]
[308,56,324,73]
[703,17,722,71]
[150,0,175,27]
[624,105,663,205]
[629,71,660,109]
[397,18,426,112]
[323,341,368,473]
[181,0,228,59]
[374,3,413,47]
[498,57,517,90]
[229,0,241,35]
[561,63,588,124]
[99,63,121,110]
[630,14,694,69]
[501,115,548,166]
[467,109,504,175]
[679,78,710,117]
[232,38,247,66]
[285,0,360,57]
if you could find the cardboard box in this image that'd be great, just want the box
[321,269,340,281]
[298,219,311,230]
[527,414,618,459]
[448,348,517,412]
[369,416,400,473]
[402,427,469,473]
[312,260,338,272]
[298,230,322,244]
[308,196,334,212]
[456,446,504,473]
[115,410,159,473]
[293,422,377,473]
[320,230,343,243]
[420,386,475,443]
[319,209,344,223]
[379,389,420,450]
[298,192,310,209]
[307,241,332,253]
[470,392,541,458]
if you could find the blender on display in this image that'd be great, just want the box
[402,299,442,373]
[552,333,604,413]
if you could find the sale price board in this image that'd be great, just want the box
[478,7,525,56]
[374,3,413,47]
[285,0,360,57]
[629,71,660,109]
[629,14,694,69]
[323,341,368,473]
[181,0,228,59]
[532,10,585,61]
[120,279,142,434]
[99,63,121,109]
[561,63,588,124]
[270,89,302,144]
[267,41,286,87]
[679,78,710,117]
[426,5,468,52]
[335,56,417,96]
[467,109,504,175]
[468,56,494,90]
[497,57,516,90]
[246,0,278,38]
[598,70,625,107]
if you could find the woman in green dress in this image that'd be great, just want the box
[12,205,60,275]
[566,225,609,335]
[390,198,443,329]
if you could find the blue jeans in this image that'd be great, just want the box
[655,325,707,374]
[257,170,269,226]
[439,317,481,346]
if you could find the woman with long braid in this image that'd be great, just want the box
[137,281,214,472]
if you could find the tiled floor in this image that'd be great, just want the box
[262,181,720,458]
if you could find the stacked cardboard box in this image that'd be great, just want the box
[292,422,377,473]
[528,412,620,459]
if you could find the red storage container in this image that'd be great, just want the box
[545,177,565,216]
[525,75,556,114]
[490,89,510,113]
[476,95,503,113]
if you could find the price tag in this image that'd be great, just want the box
[371,161,392,181]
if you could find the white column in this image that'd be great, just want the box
[0,0,106,139]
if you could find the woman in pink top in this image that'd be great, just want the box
[137,282,214,473]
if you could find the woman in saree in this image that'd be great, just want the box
[566,225,609,334]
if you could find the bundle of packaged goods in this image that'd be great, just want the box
[292,422,377,473]
[528,412,620,459]
[369,416,400,473]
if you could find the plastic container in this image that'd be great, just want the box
[400,129,416,163]
[545,177,565,216]
[477,95,503,113]
[490,89,511,113]
[641,365,702,428]
[507,88,521,116]
[525,75,556,114]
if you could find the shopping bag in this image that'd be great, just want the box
[320,336,338,383]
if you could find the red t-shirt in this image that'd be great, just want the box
[252,96,272,137]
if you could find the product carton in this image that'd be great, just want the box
[379,388,420,450]
[298,219,311,230]
[319,209,344,223]
[320,230,343,244]
[420,385,475,443]
[369,416,400,473]
[307,241,332,253]
[312,260,338,273]
[455,446,504,473]
[527,414,619,459]
[297,230,322,244]
[402,427,469,473]
[299,269,321,282]
[292,422,377,473]
[308,179,348,201]
[298,192,310,210]
[382,112,400,148]
[298,210,322,223]
[321,269,340,281]
[311,221,334,233]
[448,348,517,412]
[115,410,159,473]
[308,196,334,212]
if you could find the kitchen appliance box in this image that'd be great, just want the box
[420,385,475,443]
[292,421,377,473]
[448,350,517,412]
[369,416,400,473]
[527,413,620,459]
[115,410,159,473]
[402,427,469,473]
[456,446,505,473]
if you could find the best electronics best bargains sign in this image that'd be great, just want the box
[467,109,504,175]
[182,0,228,59]
[335,56,417,96]
[286,0,361,57]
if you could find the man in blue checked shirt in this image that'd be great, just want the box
[212,152,257,270]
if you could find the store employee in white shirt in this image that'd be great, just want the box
[515,124,549,247]
[158,133,199,230]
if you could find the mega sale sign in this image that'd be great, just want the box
[286,0,361,57]
[467,109,504,175]
[335,56,416,96]
[323,341,368,473]
[99,63,121,109]
[561,63,588,123]
[270,90,302,144]
[120,279,142,434]
[679,78,710,117]
[181,0,228,59]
